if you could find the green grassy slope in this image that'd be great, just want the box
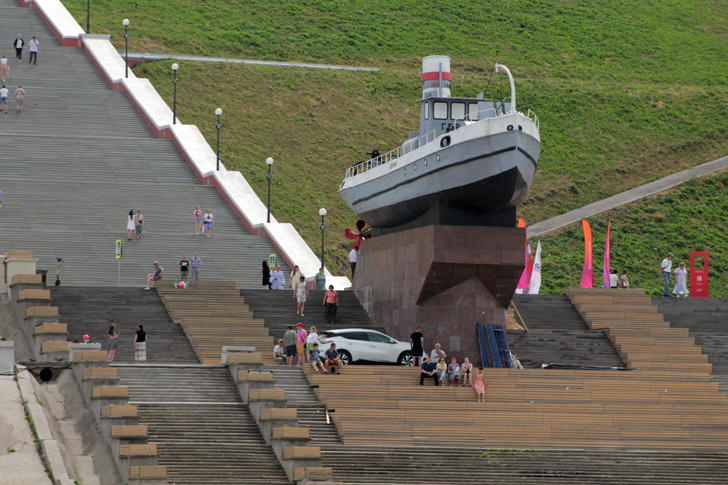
[62,0,728,277]
[534,172,728,297]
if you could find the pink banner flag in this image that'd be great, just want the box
[516,243,531,291]
[580,220,593,288]
[603,221,611,288]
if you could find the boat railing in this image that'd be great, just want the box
[527,109,539,129]
[345,130,436,179]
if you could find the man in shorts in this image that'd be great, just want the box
[309,343,325,373]
[144,261,163,290]
[295,323,307,366]
[410,325,424,367]
[283,325,297,366]
[0,85,8,114]
[325,343,343,374]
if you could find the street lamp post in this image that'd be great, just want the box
[215,108,223,171]
[122,19,130,78]
[171,63,179,124]
[318,208,327,270]
[266,157,274,223]
[86,0,90,33]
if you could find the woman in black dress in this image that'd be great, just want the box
[261,261,271,289]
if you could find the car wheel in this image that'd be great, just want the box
[339,350,352,366]
[397,352,413,366]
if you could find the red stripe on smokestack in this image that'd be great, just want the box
[421,72,453,81]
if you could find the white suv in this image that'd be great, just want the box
[318,328,415,365]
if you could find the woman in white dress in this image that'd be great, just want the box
[673,262,688,297]
[294,276,309,316]
[125,210,136,240]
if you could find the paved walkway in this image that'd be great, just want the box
[0,376,54,485]
[528,154,728,237]
[120,51,380,71]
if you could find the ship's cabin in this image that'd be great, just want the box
[407,97,510,146]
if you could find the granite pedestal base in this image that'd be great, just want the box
[353,225,525,365]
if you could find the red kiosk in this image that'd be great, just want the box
[689,251,710,298]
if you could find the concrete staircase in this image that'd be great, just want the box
[321,447,728,484]
[156,281,277,364]
[265,365,341,445]
[509,294,625,368]
[117,364,292,485]
[239,289,380,341]
[51,287,198,364]
[0,0,289,288]
[652,297,728,375]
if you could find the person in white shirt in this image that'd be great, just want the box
[0,85,8,114]
[661,253,673,297]
[609,269,618,289]
[305,326,319,364]
[203,209,214,237]
[273,339,285,365]
[349,245,358,278]
[430,343,446,363]
[28,36,39,65]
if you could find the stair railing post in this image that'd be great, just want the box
[318,208,327,270]
[122,19,130,79]
[171,63,179,124]
[215,108,223,171]
[266,157,274,223]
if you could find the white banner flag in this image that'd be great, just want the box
[528,240,542,295]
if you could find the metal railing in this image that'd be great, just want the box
[344,130,435,179]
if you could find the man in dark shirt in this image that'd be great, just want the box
[325,343,343,374]
[420,357,438,386]
[410,325,424,367]
[179,256,190,281]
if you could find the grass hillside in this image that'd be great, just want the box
[534,172,728,297]
[63,0,728,278]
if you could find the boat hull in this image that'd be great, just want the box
[339,123,540,229]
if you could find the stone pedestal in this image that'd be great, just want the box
[353,225,524,366]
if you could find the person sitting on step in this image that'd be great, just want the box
[446,357,462,387]
[419,357,438,386]
[144,261,163,290]
[273,339,285,365]
[460,357,473,387]
[435,357,448,385]
[324,343,343,374]
[309,343,326,374]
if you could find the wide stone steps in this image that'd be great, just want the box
[240,289,380,342]
[117,365,240,402]
[652,297,728,377]
[509,295,625,368]
[321,447,728,484]
[52,287,198,364]
[140,404,291,485]
[0,0,290,288]
[118,366,291,484]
